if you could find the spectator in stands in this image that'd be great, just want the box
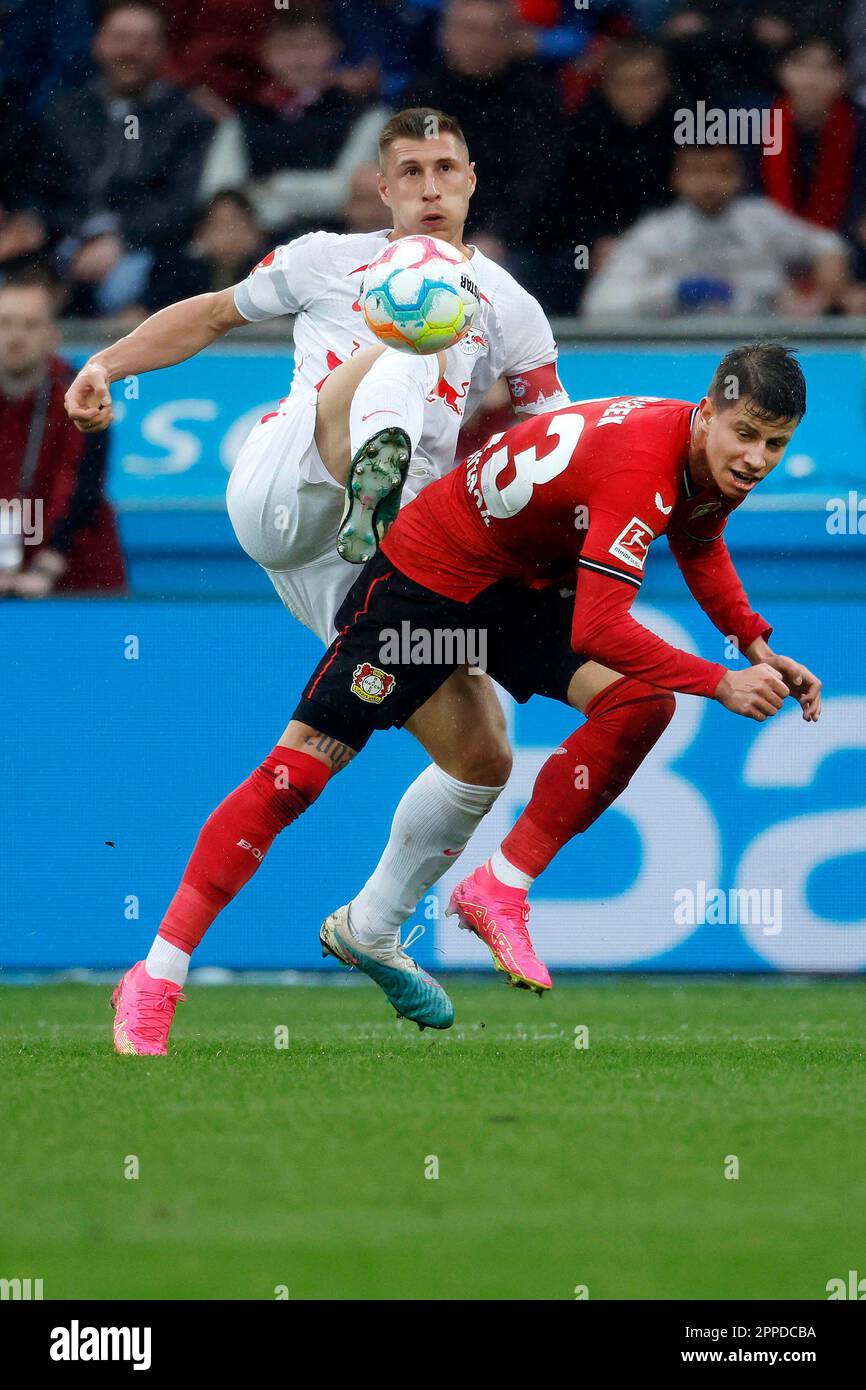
[510,0,590,67]
[660,1,818,107]
[0,92,56,272]
[0,276,125,596]
[145,191,269,310]
[540,37,680,311]
[0,0,96,117]
[201,7,387,234]
[330,0,439,101]
[43,0,214,317]
[160,0,269,116]
[759,34,866,236]
[582,144,864,319]
[402,0,559,266]
[342,162,390,233]
[564,39,678,247]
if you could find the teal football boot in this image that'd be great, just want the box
[320,905,454,1031]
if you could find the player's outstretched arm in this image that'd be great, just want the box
[744,636,822,722]
[65,287,247,433]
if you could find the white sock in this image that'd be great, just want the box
[145,937,190,987]
[349,764,506,947]
[489,849,535,892]
[349,350,438,461]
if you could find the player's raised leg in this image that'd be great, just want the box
[447,664,676,991]
[314,344,445,564]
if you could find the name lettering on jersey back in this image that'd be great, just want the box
[465,443,492,525]
[596,396,661,427]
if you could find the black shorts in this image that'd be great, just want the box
[292,551,586,751]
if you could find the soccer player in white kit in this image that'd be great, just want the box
[65,108,569,1049]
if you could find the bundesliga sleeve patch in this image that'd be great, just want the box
[351,663,395,704]
[608,517,655,571]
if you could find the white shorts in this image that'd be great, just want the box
[226,388,360,645]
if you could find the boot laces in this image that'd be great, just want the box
[393,923,425,972]
[499,898,533,948]
[133,985,185,1043]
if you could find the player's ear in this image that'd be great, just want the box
[697,395,714,432]
[377,172,392,209]
[467,162,476,199]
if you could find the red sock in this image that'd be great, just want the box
[501,678,675,880]
[158,746,330,953]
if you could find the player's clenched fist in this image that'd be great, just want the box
[714,664,790,721]
[64,361,113,433]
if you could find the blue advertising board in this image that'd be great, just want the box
[1,590,863,974]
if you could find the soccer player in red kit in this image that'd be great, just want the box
[111,343,821,1047]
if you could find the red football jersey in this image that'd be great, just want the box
[382,396,772,697]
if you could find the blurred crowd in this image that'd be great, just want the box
[1,0,866,321]
[2,0,866,598]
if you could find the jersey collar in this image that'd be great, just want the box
[682,406,701,497]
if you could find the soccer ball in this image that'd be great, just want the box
[360,235,480,355]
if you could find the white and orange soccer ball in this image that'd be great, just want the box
[360,234,480,355]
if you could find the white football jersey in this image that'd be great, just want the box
[233,229,568,496]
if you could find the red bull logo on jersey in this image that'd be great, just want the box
[609,516,655,570]
[432,376,469,414]
[351,663,396,704]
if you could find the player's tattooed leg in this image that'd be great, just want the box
[301,732,355,773]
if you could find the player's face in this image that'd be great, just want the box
[698,398,798,499]
[0,288,58,377]
[379,135,476,248]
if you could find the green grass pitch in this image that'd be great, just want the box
[1,977,864,1301]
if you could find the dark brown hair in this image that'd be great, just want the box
[709,343,807,422]
[378,108,469,168]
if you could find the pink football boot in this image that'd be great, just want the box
[446,862,552,994]
[111,961,185,1056]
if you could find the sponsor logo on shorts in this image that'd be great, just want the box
[609,517,654,571]
[351,662,396,704]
